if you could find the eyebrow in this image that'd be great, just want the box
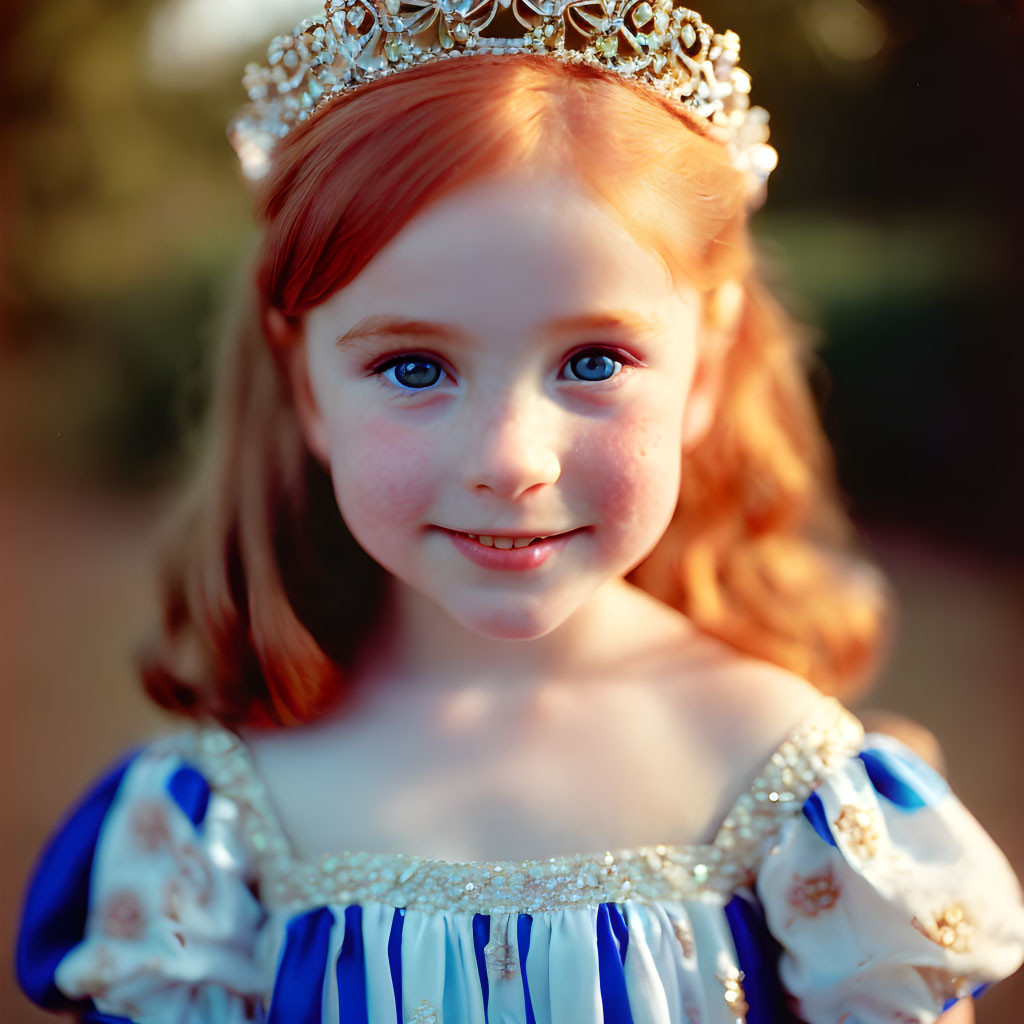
[545,312,663,338]
[335,316,465,349]
[334,310,663,349]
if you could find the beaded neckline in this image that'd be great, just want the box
[189,696,862,913]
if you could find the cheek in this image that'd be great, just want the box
[327,414,438,527]
[576,408,682,532]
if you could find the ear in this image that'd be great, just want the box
[680,280,744,452]
[268,307,332,465]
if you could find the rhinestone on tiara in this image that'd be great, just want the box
[230,0,778,194]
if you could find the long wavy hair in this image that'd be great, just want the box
[140,55,888,727]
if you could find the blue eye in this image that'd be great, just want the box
[378,357,446,390]
[562,351,623,382]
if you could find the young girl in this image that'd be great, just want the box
[16,2,1024,1022]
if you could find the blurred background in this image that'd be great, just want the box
[2,0,1023,1019]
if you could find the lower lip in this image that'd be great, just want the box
[444,530,578,571]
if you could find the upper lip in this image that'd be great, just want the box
[441,527,578,538]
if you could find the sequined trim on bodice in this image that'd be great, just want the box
[187,697,862,914]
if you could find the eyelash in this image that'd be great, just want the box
[369,347,636,392]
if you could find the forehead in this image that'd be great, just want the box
[313,174,699,340]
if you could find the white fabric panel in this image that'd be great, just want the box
[547,904,603,1021]
[684,900,739,1024]
[439,912,487,1024]
[661,902,713,1024]
[485,913,528,1024]
[398,908,487,1022]
[400,909,448,1018]
[618,905,675,1024]
[321,906,347,1024]
[637,901,697,1024]
[626,901,708,1024]
[521,913,553,1024]
[362,902,401,1024]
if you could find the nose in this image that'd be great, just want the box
[460,391,562,500]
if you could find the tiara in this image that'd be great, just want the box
[230,0,778,195]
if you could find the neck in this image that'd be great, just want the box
[352,575,696,706]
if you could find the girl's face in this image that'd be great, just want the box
[292,174,721,641]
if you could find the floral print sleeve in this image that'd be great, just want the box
[756,732,1024,1023]
[16,736,269,1022]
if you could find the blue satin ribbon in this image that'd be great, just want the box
[472,913,491,1022]
[336,904,369,1024]
[943,984,990,1013]
[517,914,537,1024]
[166,763,211,827]
[725,891,801,1024]
[267,906,335,1024]
[388,907,405,1023]
[859,745,948,811]
[802,791,838,846]
[596,903,634,1023]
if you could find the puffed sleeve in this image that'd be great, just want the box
[16,735,269,1022]
[756,732,1024,1023]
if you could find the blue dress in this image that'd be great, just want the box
[15,697,1024,1023]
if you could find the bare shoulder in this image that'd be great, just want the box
[672,639,823,745]
[650,631,828,818]
[601,583,826,770]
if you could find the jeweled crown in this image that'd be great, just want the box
[230,0,778,195]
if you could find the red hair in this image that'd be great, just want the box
[140,56,887,726]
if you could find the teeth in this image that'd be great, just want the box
[463,533,541,549]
